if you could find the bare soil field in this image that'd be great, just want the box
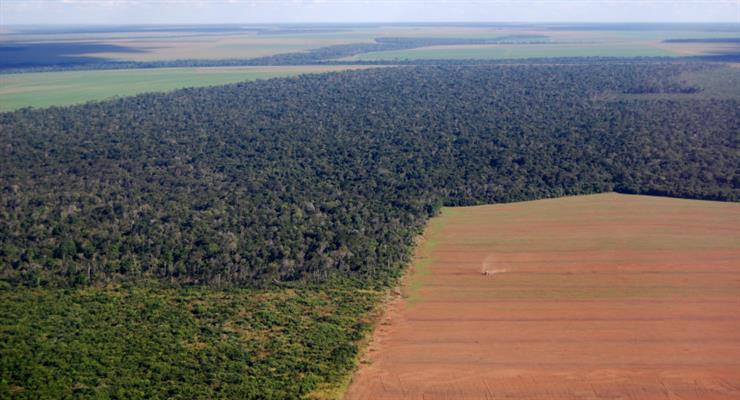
[345,193,740,399]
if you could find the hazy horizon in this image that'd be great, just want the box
[2,0,739,26]
[4,21,740,27]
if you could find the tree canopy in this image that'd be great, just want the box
[1,64,737,288]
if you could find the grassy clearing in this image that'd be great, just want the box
[0,65,374,112]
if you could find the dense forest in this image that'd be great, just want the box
[0,286,378,399]
[1,63,737,289]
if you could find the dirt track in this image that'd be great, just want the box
[344,193,740,400]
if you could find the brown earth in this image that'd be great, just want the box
[344,193,740,400]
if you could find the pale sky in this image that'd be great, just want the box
[1,0,739,25]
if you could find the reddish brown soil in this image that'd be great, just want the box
[345,193,740,400]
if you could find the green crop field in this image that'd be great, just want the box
[0,66,374,112]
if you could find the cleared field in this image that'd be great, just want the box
[345,193,740,399]
[83,33,375,62]
[0,65,374,111]
[5,26,736,65]
[343,29,738,61]
[345,42,680,61]
[1,29,378,62]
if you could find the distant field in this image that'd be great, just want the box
[0,29,378,63]
[346,193,740,399]
[0,65,374,111]
[341,29,738,61]
[85,33,374,62]
[345,42,681,61]
[3,25,737,67]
